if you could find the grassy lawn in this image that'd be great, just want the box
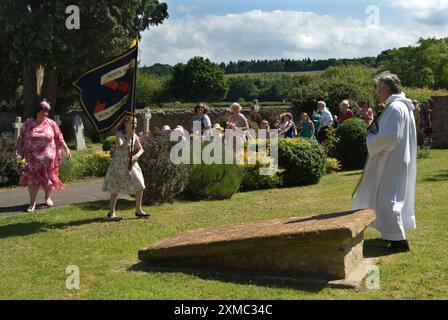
[0,150,447,299]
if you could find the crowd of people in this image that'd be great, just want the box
[143,96,433,151]
[15,92,432,223]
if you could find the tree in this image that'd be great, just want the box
[226,77,258,101]
[136,72,169,106]
[169,57,228,102]
[0,1,168,117]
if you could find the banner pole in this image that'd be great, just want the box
[129,39,138,171]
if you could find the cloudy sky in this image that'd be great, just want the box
[140,0,448,66]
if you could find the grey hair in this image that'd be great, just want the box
[377,74,402,95]
[317,101,326,108]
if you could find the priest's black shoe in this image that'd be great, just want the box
[388,240,410,253]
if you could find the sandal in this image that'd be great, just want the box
[27,204,36,213]
[106,212,122,221]
[45,199,54,207]
[135,211,150,219]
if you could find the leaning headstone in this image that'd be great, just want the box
[12,117,23,142]
[72,114,86,150]
[139,209,377,288]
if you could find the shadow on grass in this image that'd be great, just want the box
[340,171,362,177]
[128,262,327,293]
[0,217,124,239]
[76,199,136,211]
[0,203,50,214]
[423,170,448,182]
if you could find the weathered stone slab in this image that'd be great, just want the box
[138,209,375,281]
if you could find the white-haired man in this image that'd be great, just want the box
[353,74,416,253]
[317,101,333,143]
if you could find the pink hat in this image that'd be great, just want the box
[39,99,51,111]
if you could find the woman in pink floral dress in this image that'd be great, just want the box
[16,99,72,212]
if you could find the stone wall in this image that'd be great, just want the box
[1,105,293,141]
[431,96,448,148]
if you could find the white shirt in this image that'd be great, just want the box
[320,107,333,128]
[352,93,417,241]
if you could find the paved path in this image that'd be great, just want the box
[0,180,111,217]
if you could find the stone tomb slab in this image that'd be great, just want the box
[138,209,376,287]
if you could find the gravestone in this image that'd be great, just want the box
[139,209,376,288]
[72,114,86,150]
[12,117,23,142]
[143,107,152,133]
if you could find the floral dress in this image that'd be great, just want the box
[17,118,65,190]
[102,131,145,194]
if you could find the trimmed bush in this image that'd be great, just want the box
[140,138,191,205]
[335,118,368,170]
[325,157,342,174]
[102,136,116,152]
[79,151,111,177]
[60,151,111,182]
[278,138,326,187]
[239,162,283,191]
[0,136,22,187]
[184,163,242,200]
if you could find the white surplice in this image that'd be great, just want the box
[353,93,417,241]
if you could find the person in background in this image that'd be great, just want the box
[317,101,333,144]
[173,125,188,142]
[278,113,296,139]
[412,100,424,149]
[193,102,212,137]
[16,99,72,212]
[359,101,374,126]
[298,113,316,140]
[337,100,355,125]
[212,123,225,140]
[102,115,148,220]
[162,125,172,138]
[260,120,271,139]
[421,98,433,148]
[312,110,321,133]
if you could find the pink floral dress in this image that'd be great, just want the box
[17,118,65,190]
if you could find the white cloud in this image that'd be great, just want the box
[140,9,448,66]
[390,0,448,25]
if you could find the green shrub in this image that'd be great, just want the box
[335,118,368,170]
[0,137,22,187]
[239,162,282,191]
[140,138,191,205]
[102,136,116,152]
[184,163,242,200]
[62,151,111,181]
[78,151,111,177]
[278,138,326,187]
[325,157,342,174]
[59,156,74,183]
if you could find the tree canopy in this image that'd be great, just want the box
[0,0,168,116]
[169,57,228,103]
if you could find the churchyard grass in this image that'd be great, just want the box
[0,150,446,299]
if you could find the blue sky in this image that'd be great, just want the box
[140,0,448,66]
